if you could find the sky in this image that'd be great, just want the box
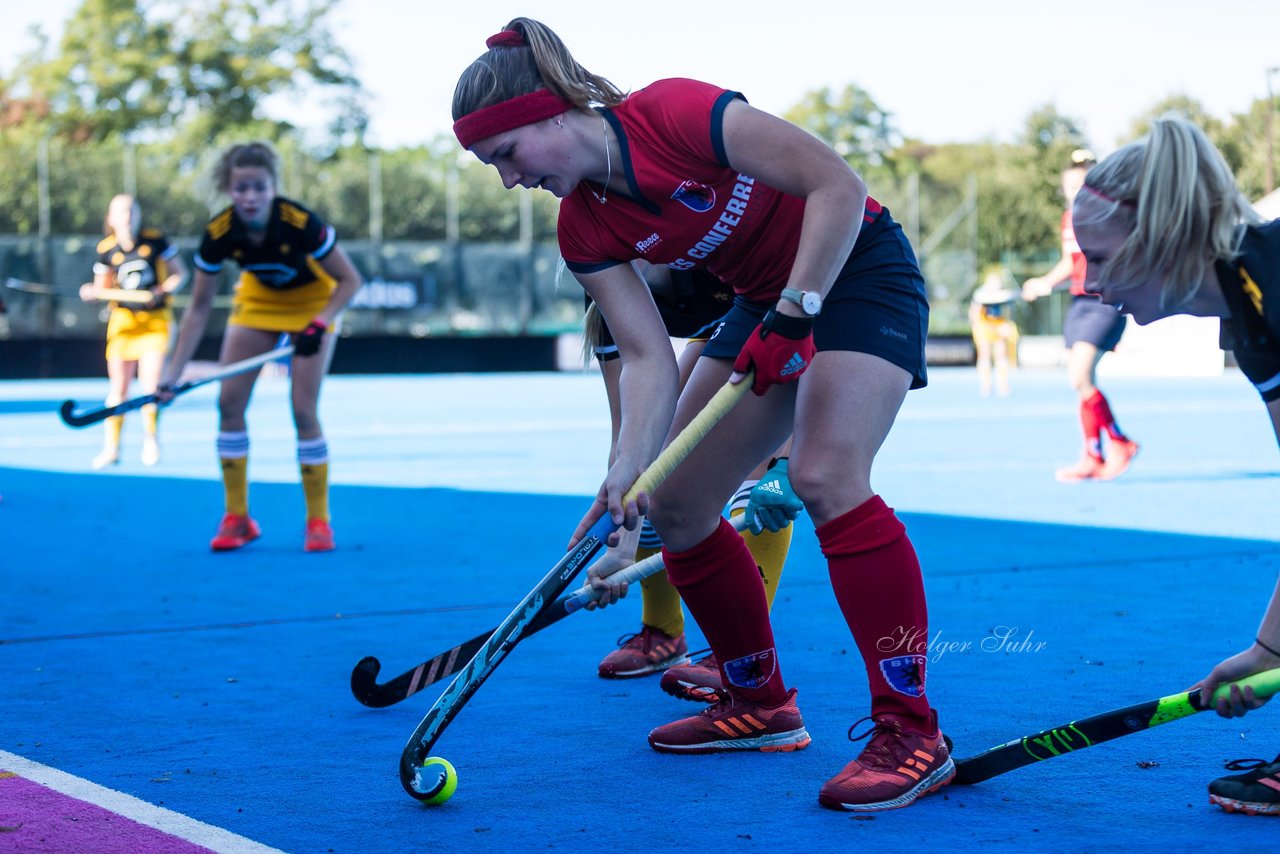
[1,0,1277,155]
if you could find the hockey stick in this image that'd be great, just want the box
[6,278,151,304]
[953,667,1280,785]
[84,286,164,306]
[58,345,294,428]
[400,372,752,801]
[5,277,233,308]
[352,513,752,708]
[4,277,72,297]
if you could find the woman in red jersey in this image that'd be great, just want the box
[452,18,950,812]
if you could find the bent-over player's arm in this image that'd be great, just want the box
[316,243,364,326]
[160,267,220,388]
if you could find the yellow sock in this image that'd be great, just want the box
[300,462,330,522]
[103,415,123,451]
[142,404,158,437]
[730,507,793,611]
[638,545,685,637]
[221,456,249,516]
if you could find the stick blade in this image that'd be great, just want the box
[350,656,398,708]
[58,399,99,428]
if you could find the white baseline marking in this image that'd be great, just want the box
[0,750,285,854]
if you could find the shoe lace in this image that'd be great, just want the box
[845,715,911,771]
[701,694,740,719]
[1223,754,1280,772]
[614,626,656,651]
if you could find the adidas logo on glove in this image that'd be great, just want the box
[779,353,807,378]
[757,478,785,496]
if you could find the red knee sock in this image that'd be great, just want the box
[817,496,934,730]
[1079,392,1104,459]
[1085,388,1126,442]
[663,517,787,706]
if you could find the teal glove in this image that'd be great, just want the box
[746,457,803,534]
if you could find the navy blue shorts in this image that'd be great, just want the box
[701,210,930,389]
[1063,295,1126,351]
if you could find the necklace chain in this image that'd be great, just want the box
[591,113,611,205]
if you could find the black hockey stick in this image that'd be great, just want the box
[400,373,751,801]
[58,345,293,428]
[953,667,1280,785]
[351,513,751,708]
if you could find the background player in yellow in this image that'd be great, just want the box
[968,269,1019,397]
[159,141,363,553]
[79,194,187,469]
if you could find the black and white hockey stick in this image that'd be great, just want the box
[58,345,294,428]
[351,513,752,708]
[400,372,752,801]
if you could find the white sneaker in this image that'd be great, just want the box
[92,448,120,470]
[141,436,160,466]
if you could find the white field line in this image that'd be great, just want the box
[0,749,285,854]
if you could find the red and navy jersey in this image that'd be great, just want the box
[94,228,179,312]
[1216,218,1280,401]
[1062,210,1088,296]
[558,78,882,303]
[592,268,734,360]
[194,196,336,290]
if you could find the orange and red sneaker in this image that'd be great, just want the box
[1208,754,1280,816]
[1054,453,1105,483]
[1098,438,1140,481]
[210,513,261,552]
[597,625,688,678]
[818,712,954,811]
[304,518,335,552]
[660,652,725,703]
[648,687,811,754]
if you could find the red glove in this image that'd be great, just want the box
[732,310,816,396]
[294,318,328,357]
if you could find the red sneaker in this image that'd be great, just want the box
[648,687,811,754]
[1098,438,1140,480]
[304,518,335,552]
[818,712,955,811]
[598,626,688,678]
[210,513,261,552]
[660,652,725,703]
[1054,453,1105,483]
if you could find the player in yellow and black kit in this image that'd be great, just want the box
[159,142,363,553]
[79,194,187,469]
[584,262,798,705]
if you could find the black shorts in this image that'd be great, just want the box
[1063,295,1126,352]
[701,210,930,389]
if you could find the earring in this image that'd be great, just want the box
[556,116,564,128]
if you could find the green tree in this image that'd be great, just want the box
[1,0,360,142]
[783,84,900,175]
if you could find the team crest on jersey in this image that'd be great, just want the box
[879,654,926,697]
[723,647,776,689]
[671,180,716,212]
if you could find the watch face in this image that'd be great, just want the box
[802,291,822,315]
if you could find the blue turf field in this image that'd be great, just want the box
[2,366,1278,851]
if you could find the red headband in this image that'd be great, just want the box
[453,30,574,149]
[1081,184,1137,210]
[454,89,573,149]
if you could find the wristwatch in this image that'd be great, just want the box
[780,287,823,317]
